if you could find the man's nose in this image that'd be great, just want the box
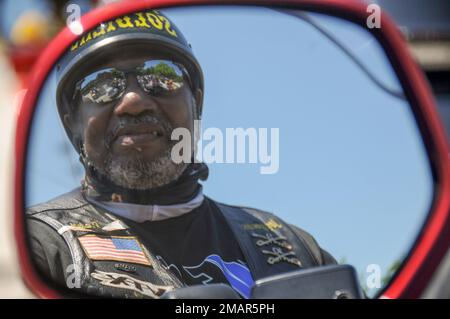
[113,78,156,116]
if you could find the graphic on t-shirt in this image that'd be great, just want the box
[156,255,183,278]
[183,254,254,298]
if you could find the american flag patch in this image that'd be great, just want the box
[78,235,151,266]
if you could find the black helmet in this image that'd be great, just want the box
[55,9,204,153]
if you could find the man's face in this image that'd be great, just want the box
[67,52,200,190]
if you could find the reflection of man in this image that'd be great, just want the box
[27,10,336,299]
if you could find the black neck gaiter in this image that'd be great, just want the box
[81,162,209,205]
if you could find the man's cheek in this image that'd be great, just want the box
[84,116,108,162]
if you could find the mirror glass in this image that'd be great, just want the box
[25,5,434,298]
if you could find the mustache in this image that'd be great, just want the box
[105,114,173,147]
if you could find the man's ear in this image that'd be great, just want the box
[63,113,75,133]
[194,88,203,119]
[63,111,81,141]
[61,91,79,133]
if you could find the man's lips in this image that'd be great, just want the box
[112,123,166,146]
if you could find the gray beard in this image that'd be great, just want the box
[91,147,188,190]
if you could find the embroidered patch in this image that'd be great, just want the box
[114,263,137,273]
[265,218,283,231]
[251,232,293,250]
[242,219,282,232]
[70,221,102,230]
[78,235,151,266]
[91,270,173,298]
[58,221,102,234]
[261,247,302,267]
[243,223,268,231]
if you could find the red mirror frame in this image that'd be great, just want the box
[14,0,450,299]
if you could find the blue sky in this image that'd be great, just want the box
[26,6,433,296]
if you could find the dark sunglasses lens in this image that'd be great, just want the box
[79,68,126,103]
[136,60,184,94]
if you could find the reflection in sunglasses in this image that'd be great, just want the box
[75,60,186,104]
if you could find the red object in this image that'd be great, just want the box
[14,0,450,299]
[8,45,45,86]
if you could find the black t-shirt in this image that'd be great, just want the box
[120,198,254,297]
[28,197,254,298]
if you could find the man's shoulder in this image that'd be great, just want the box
[206,197,335,265]
[26,187,112,234]
[207,197,312,237]
[206,197,275,219]
[26,187,87,215]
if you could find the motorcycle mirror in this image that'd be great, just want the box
[14,0,450,299]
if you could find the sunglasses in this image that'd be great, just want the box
[72,60,190,104]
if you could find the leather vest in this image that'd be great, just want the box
[27,189,321,298]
